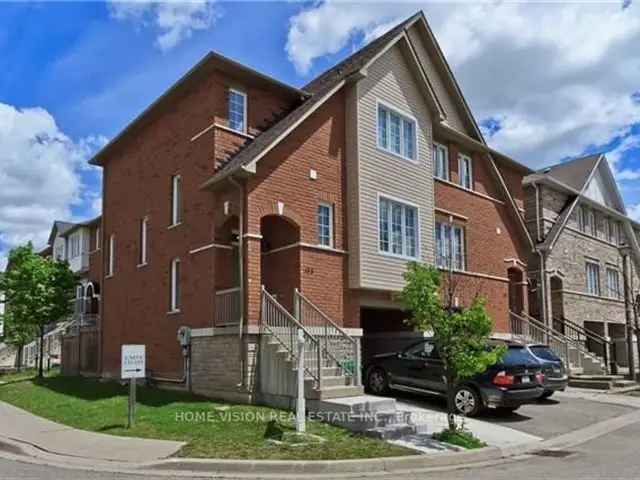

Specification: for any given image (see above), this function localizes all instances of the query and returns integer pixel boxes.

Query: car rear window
[530,346,561,362]
[502,346,539,365]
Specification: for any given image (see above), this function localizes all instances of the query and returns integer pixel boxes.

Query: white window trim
[317,202,334,248]
[376,99,419,164]
[139,217,148,267]
[458,153,473,191]
[586,261,601,297]
[376,193,421,260]
[433,142,449,181]
[107,234,115,277]
[228,88,248,134]
[170,174,182,227]
[606,267,621,299]
[95,226,100,251]
[169,258,181,313]
[607,218,616,244]
[435,221,466,271]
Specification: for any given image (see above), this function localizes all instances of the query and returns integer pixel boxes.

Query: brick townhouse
[83,11,536,404]
[524,154,640,373]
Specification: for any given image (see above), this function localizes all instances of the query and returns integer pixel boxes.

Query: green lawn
[0,371,415,460]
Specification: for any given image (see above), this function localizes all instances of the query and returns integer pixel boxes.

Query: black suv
[364,339,545,416]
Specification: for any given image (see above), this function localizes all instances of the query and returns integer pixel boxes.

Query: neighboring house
[20,217,103,371]
[524,154,640,369]
[88,11,533,404]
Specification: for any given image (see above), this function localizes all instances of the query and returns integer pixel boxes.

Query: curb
[2,388,640,478]
[2,408,640,477]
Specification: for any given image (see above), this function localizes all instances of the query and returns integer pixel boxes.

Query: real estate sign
[121,344,145,379]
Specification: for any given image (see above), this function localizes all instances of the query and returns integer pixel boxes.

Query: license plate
[521,376,531,383]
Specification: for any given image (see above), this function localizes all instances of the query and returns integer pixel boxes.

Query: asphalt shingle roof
[537,154,602,192]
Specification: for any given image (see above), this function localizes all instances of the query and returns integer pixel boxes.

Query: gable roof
[89,52,305,167]
[47,221,75,246]
[201,12,429,188]
[536,154,602,192]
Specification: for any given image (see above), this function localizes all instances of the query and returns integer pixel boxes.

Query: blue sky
[1,1,639,269]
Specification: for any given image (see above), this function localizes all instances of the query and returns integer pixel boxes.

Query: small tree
[399,262,505,431]
[0,244,76,378]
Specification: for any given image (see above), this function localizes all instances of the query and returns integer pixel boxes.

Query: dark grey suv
[364,339,545,416]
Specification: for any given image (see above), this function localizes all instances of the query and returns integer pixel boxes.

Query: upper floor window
[606,267,621,299]
[170,258,181,312]
[458,154,473,190]
[170,175,182,226]
[95,226,100,251]
[317,203,334,247]
[377,103,416,161]
[607,218,617,244]
[435,221,466,271]
[586,261,600,296]
[139,217,148,266]
[579,206,596,236]
[228,89,247,133]
[69,233,81,259]
[107,234,115,277]
[433,143,449,180]
[618,222,625,245]
[55,244,65,261]
[379,197,418,258]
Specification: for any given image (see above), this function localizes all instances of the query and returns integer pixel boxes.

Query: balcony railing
[215,287,241,326]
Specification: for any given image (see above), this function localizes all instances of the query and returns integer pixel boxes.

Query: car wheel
[454,386,482,417]
[539,390,554,400]
[366,367,389,395]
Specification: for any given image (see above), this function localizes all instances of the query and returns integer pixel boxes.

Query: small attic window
[228,88,247,133]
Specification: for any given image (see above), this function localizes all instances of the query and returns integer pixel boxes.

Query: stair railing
[261,286,322,388]
[510,311,571,368]
[554,316,613,372]
[294,289,361,386]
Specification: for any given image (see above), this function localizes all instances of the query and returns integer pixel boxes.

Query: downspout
[229,175,245,389]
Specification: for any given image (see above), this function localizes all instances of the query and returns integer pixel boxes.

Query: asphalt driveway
[389,389,635,439]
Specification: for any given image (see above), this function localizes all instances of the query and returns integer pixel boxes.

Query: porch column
[245,235,262,326]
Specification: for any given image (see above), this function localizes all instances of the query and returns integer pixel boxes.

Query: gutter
[228,175,246,389]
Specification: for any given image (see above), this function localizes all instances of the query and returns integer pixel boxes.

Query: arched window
[170,258,181,312]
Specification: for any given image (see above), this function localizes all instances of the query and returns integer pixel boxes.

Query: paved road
[391,389,634,439]
[2,420,640,479]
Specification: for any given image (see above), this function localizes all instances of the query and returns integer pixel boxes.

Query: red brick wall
[88,222,103,287]
[100,69,296,378]
[435,146,528,333]
[245,90,350,326]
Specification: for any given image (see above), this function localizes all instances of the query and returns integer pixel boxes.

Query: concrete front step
[308,385,365,400]
[364,424,417,440]
[304,376,350,390]
[569,378,614,390]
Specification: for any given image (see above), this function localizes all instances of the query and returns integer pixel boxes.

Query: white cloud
[286,1,640,170]
[628,203,640,222]
[108,0,220,51]
[0,103,105,270]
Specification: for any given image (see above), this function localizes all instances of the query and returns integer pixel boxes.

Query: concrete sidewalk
[0,401,184,463]
[389,400,542,453]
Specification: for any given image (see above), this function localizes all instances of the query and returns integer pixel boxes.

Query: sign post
[121,345,145,428]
